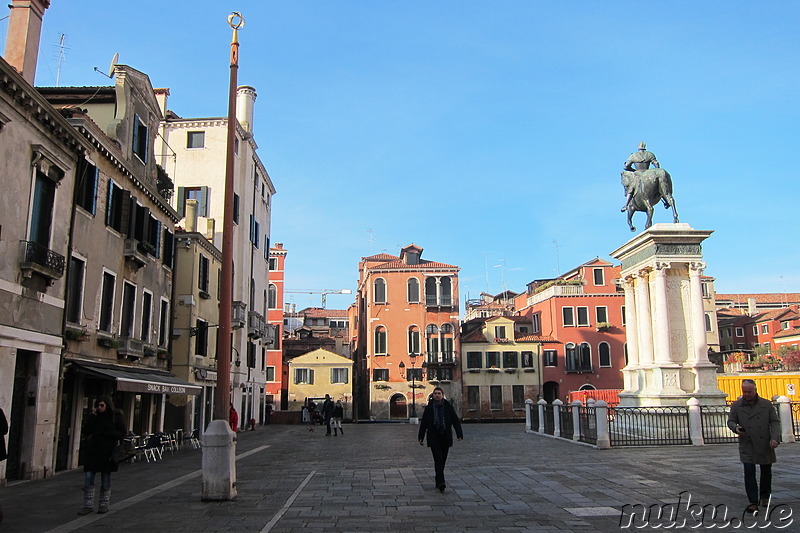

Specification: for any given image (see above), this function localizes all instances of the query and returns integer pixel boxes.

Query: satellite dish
[93,53,119,79]
[107,53,119,78]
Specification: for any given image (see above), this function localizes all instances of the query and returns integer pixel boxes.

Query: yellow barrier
[717,373,800,402]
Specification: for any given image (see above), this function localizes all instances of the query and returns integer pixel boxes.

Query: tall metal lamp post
[202,11,244,502]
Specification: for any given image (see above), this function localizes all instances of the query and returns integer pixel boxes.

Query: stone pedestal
[201,420,237,500]
[610,223,727,406]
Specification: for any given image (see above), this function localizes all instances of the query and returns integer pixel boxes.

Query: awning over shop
[69,360,202,396]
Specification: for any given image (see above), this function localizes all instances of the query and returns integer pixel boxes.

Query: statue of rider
[621,141,660,212]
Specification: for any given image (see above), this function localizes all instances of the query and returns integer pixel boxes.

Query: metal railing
[559,407,574,439]
[543,405,555,435]
[608,406,691,446]
[578,407,597,445]
[699,405,738,444]
[21,240,66,278]
[530,403,539,430]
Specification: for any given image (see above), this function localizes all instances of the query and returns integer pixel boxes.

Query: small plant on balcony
[779,346,800,371]
[486,366,500,373]
[494,338,512,344]
[596,322,612,332]
[157,349,170,360]
[533,278,584,294]
[374,383,392,391]
[97,336,120,349]
[65,327,89,341]
[726,352,746,364]
[143,346,157,357]
[504,368,517,374]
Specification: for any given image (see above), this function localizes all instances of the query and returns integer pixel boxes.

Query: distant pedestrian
[321,394,335,436]
[418,387,463,492]
[77,396,126,515]
[229,405,239,432]
[727,379,780,513]
[331,400,344,436]
[0,407,7,523]
[265,403,273,425]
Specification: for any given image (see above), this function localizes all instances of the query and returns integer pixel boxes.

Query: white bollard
[525,398,534,431]
[687,397,704,446]
[776,396,796,443]
[201,419,237,500]
[537,399,547,433]
[595,400,611,449]
[553,399,563,438]
[572,400,582,442]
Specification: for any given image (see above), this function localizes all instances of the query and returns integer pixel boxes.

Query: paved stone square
[1,423,798,532]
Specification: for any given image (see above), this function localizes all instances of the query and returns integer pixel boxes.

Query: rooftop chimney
[3,0,51,84]
[747,297,757,316]
[185,199,198,233]
[236,85,256,133]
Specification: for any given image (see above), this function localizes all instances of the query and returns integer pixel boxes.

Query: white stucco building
[158,87,276,427]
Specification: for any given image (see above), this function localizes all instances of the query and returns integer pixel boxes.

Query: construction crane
[284,288,352,308]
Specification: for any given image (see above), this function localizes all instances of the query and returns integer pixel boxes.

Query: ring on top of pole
[228,12,244,30]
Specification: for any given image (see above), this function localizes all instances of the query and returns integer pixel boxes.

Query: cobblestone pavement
[1,423,799,532]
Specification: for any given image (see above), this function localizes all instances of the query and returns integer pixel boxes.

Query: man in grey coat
[727,379,780,513]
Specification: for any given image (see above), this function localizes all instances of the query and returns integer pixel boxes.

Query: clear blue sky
[6,1,798,309]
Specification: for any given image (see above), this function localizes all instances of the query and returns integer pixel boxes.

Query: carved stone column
[688,262,710,364]
[652,262,672,364]
[634,269,654,366]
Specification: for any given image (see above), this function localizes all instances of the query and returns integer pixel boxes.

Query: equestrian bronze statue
[621,141,679,232]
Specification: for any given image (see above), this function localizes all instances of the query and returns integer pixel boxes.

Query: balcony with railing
[425,295,456,309]
[117,336,144,359]
[20,240,65,281]
[248,311,266,339]
[528,283,584,306]
[426,352,457,365]
[123,238,148,268]
[232,301,247,329]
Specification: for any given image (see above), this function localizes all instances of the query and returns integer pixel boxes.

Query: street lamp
[399,355,427,419]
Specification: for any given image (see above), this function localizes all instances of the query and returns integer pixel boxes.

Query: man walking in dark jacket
[321,394,335,436]
[418,387,463,492]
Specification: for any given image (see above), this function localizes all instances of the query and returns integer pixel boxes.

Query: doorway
[542,381,559,404]
[389,393,407,419]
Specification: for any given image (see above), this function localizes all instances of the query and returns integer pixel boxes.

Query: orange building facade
[354,245,461,420]
[515,258,627,403]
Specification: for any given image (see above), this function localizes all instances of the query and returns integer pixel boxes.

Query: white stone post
[776,396,796,443]
[689,262,711,364]
[571,401,582,442]
[595,400,611,449]
[553,399,563,438]
[687,398,704,446]
[201,420,237,500]
[537,399,546,433]
[525,398,533,432]
[634,270,655,365]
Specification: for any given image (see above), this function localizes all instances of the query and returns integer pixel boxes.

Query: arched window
[565,343,578,372]
[439,276,452,306]
[374,278,386,304]
[268,284,277,309]
[579,342,592,372]
[425,277,437,305]
[374,326,387,355]
[599,342,611,368]
[440,323,454,362]
[408,326,420,355]
[407,278,419,303]
[578,384,597,391]
[426,324,439,361]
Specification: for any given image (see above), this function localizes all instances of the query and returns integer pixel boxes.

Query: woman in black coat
[418,387,463,492]
[78,395,126,515]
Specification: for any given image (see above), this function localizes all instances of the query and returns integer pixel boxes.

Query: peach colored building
[354,244,460,420]
[515,258,627,403]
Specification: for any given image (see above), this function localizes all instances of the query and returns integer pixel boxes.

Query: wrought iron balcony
[426,352,457,366]
[425,296,454,307]
[20,240,65,281]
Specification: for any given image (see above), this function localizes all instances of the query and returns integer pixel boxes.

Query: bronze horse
[621,168,679,232]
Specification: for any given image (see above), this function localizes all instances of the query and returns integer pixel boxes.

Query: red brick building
[267,244,287,408]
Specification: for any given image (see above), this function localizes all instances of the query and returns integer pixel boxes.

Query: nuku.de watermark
[619,492,793,529]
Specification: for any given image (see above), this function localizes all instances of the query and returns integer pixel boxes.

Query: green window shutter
[199,186,209,216]
[176,186,185,218]
[309,369,315,385]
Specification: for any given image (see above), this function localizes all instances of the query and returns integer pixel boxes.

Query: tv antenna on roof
[93,52,119,79]
[54,34,69,87]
